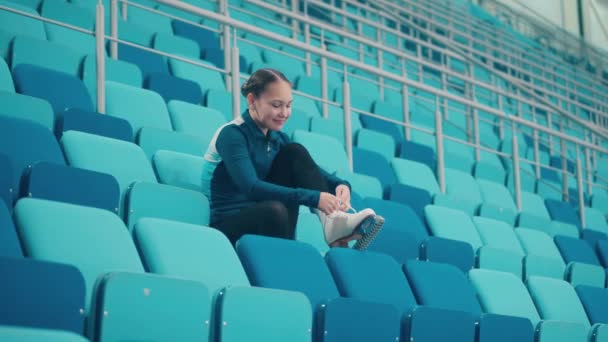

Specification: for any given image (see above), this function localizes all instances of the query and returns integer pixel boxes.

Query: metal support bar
[95,0,106,114]
[231,37,240,119]
[576,146,586,229]
[321,56,329,119]
[343,77,353,172]
[435,96,446,194]
[110,0,118,59]
[512,124,523,211]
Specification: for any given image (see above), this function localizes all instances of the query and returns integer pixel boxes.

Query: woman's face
[248,80,292,133]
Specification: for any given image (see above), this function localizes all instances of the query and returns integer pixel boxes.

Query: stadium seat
[473,216,525,277]
[61,131,157,217]
[137,127,203,161]
[215,286,313,342]
[477,313,535,342]
[169,59,225,94]
[153,32,200,59]
[126,182,209,232]
[82,54,143,107]
[294,211,329,255]
[515,228,566,280]
[362,198,421,263]
[526,276,591,340]
[0,2,46,40]
[13,64,94,115]
[424,205,483,252]
[167,100,227,147]
[400,140,437,170]
[152,150,206,192]
[352,147,397,191]
[477,179,518,225]
[554,235,606,287]
[518,191,552,229]
[474,151,506,184]
[56,108,134,142]
[0,155,10,204]
[403,260,482,315]
[575,286,608,324]
[90,272,211,341]
[172,20,220,51]
[292,130,349,174]
[127,5,173,35]
[106,81,172,135]
[0,257,85,334]
[0,200,21,257]
[325,248,417,316]
[419,237,476,273]
[386,183,433,220]
[391,157,441,196]
[406,306,477,342]
[469,269,542,327]
[355,128,396,163]
[22,162,120,214]
[115,42,169,79]
[0,326,88,341]
[335,171,382,199]
[145,72,203,105]
[11,36,82,77]
[310,117,345,147]
[435,168,482,216]
[0,116,65,203]
[0,57,13,92]
[40,0,93,30]
[14,198,145,313]
[134,218,250,294]
[0,91,54,130]
[584,207,608,235]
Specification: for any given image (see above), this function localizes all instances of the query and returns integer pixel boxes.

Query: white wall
[496,0,579,35]
[585,0,608,51]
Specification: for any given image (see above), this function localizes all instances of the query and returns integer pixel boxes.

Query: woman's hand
[318,192,341,215]
[335,184,351,212]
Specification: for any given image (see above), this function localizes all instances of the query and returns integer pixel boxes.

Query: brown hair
[241,68,291,98]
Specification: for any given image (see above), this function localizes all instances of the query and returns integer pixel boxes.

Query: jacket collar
[242,110,280,141]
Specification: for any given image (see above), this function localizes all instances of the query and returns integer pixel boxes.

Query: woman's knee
[259,201,290,232]
[279,143,311,159]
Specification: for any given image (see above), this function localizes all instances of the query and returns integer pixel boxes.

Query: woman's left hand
[335,184,351,212]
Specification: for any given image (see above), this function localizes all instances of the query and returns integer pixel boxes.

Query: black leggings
[215,143,330,245]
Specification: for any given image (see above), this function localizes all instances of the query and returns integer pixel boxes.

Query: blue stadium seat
[391,157,441,196]
[14,198,144,314]
[137,127,203,161]
[215,286,313,342]
[11,36,83,77]
[144,72,203,105]
[22,162,120,214]
[406,306,476,342]
[425,205,483,252]
[172,20,220,51]
[0,116,65,203]
[386,183,432,220]
[420,237,476,273]
[353,147,397,191]
[152,32,200,60]
[169,59,225,94]
[0,2,46,40]
[13,64,94,115]
[545,198,582,230]
[403,260,482,315]
[0,326,88,341]
[203,47,248,73]
[82,54,143,107]
[0,257,85,334]
[435,168,483,216]
[518,191,553,229]
[326,248,417,316]
[56,108,134,142]
[515,228,567,280]
[0,91,54,130]
[61,131,157,217]
[473,216,525,277]
[597,240,608,268]
[106,81,173,135]
[575,286,608,324]
[0,57,13,92]
[292,130,349,174]
[115,42,169,79]
[477,179,518,225]
[554,235,606,287]
[526,276,592,339]
[0,201,22,257]
[362,198,420,263]
[0,153,12,207]
[355,128,396,163]
[134,218,250,294]
[400,140,437,170]
[167,100,227,148]
[360,111,403,144]
[126,182,209,232]
[151,149,206,192]
[90,272,211,341]
[477,314,535,342]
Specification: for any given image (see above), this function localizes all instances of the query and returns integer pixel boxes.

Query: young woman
[203,68,383,249]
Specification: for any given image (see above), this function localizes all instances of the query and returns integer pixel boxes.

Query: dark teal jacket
[209,110,349,225]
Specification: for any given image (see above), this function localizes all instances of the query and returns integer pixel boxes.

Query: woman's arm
[216,127,320,207]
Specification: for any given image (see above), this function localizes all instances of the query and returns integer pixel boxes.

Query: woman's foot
[320,208,384,250]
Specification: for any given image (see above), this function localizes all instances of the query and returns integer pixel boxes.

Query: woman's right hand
[318,192,341,215]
